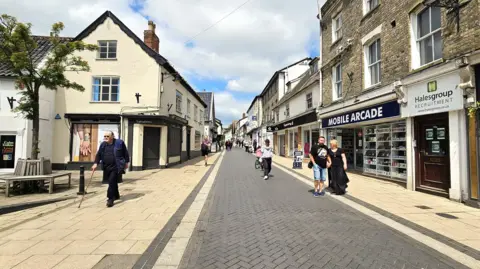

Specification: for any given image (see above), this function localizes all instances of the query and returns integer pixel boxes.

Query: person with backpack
[92,131,130,207]
[309,136,331,197]
[201,136,211,166]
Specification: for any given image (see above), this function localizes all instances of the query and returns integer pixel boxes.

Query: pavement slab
[179,148,473,269]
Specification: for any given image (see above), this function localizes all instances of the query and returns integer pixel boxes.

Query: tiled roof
[197,91,213,120]
[0,36,71,77]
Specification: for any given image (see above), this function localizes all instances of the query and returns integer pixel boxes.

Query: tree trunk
[31,86,40,160]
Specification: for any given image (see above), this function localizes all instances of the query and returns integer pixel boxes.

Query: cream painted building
[52,11,207,170]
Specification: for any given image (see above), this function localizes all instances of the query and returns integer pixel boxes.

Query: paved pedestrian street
[1,148,480,269]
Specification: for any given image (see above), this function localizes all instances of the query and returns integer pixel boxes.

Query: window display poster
[426,128,434,140]
[0,135,16,169]
[71,124,119,162]
[431,141,440,153]
[437,127,446,140]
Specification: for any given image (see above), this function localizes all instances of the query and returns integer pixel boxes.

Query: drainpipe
[316,0,323,129]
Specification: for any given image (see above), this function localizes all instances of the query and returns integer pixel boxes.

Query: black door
[143,127,161,169]
[186,129,191,159]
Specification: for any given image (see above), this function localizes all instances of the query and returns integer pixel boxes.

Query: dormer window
[98,41,117,59]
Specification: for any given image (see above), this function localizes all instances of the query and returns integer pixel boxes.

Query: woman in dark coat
[327,139,349,195]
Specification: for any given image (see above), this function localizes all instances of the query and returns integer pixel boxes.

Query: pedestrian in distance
[201,136,211,166]
[328,139,349,195]
[261,139,273,180]
[92,131,130,207]
[253,139,257,153]
[309,136,331,197]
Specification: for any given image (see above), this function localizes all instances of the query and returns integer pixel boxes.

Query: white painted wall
[0,77,55,171]
[277,82,319,122]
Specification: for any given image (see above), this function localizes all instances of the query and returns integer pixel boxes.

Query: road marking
[153,151,225,269]
[273,163,480,269]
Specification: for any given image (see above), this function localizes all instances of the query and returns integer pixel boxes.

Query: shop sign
[293,150,303,169]
[321,101,400,128]
[1,135,16,169]
[403,73,463,117]
[169,114,188,125]
[267,111,317,132]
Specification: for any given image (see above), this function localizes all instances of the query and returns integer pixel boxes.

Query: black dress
[328,148,349,195]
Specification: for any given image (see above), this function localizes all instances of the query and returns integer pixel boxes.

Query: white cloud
[0,0,323,122]
[214,91,250,123]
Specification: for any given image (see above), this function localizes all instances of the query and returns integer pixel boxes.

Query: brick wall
[320,0,480,107]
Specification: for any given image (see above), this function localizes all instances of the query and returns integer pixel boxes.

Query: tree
[0,14,97,159]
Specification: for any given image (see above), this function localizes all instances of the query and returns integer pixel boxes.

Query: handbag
[308,161,313,169]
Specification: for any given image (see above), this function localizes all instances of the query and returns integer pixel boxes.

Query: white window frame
[363,0,379,15]
[187,99,191,118]
[194,105,198,122]
[332,14,343,43]
[306,92,313,109]
[175,90,183,113]
[91,76,120,102]
[332,63,342,101]
[410,6,442,69]
[97,40,117,59]
[364,39,381,88]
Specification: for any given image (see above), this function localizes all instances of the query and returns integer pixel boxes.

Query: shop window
[332,63,342,101]
[306,92,313,109]
[365,39,381,88]
[304,130,311,158]
[1,135,16,169]
[71,123,120,162]
[92,77,119,102]
[187,99,191,118]
[332,14,343,43]
[195,131,201,149]
[97,40,117,59]
[176,91,182,113]
[411,6,442,68]
[363,121,406,180]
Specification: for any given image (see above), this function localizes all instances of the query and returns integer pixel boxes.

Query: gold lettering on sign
[430,158,442,163]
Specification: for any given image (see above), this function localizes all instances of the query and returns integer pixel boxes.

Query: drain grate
[415,205,433,209]
[436,213,459,219]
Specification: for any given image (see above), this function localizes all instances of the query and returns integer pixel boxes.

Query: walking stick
[78,171,95,208]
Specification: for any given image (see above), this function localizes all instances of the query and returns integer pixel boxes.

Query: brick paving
[181,148,470,269]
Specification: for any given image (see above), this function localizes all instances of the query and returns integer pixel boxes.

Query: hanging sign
[321,101,400,128]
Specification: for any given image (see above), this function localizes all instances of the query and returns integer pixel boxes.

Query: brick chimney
[144,20,159,53]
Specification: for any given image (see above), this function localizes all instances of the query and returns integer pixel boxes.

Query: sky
[0,0,325,125]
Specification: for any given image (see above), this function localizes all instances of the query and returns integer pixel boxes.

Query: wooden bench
[1,158,71,197]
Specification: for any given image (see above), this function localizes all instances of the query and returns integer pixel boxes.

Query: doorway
[415,113,450,193]
[186,129,191,159]
[279,135,286,156]
[143,127,161,169]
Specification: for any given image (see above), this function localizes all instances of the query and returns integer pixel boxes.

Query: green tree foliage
[0,14,97,159]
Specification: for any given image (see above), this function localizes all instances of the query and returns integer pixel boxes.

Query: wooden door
[415,113,450,192]
[143,127,161,169]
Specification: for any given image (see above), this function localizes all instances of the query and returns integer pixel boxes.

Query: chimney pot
[148,20,155,30]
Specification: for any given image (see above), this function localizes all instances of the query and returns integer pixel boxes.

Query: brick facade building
[317,0,480,203]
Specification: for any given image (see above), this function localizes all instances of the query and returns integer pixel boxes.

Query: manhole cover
[436,213,458,219]
[415,205,432,209]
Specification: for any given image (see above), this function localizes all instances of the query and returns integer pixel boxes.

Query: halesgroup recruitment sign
[403,72,463,117]
[321,101,400,128]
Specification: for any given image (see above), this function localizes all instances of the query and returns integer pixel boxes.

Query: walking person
[328,139,349,195]
[92,131,130,207]
[261,139,273,180]
[253,139,257,153]
[201,136,211,166]
[309,136,331,197]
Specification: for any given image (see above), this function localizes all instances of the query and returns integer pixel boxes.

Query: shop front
[267,110,317,158]
[320,101,406,182]
[401,71,466,200]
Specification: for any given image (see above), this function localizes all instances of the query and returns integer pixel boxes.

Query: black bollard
[77,166,86,195]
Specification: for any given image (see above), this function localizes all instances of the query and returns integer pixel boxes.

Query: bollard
[77,166,86,195]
